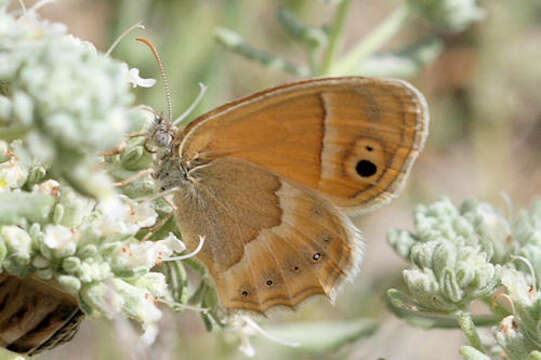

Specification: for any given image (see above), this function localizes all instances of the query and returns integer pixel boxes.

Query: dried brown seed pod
[0,273,84,356]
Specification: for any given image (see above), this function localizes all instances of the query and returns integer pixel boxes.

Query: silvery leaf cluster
[388,198,504,311]
[388,197,541,359]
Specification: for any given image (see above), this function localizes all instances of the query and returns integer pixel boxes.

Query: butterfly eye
[355,160,377,177]
[157,133,172,147]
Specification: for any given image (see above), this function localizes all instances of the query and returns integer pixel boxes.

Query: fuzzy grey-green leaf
[263,320,378,352]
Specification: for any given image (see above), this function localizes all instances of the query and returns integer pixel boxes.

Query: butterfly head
[148,113,176,151]
[146,114,189,192]
[135,38,192,193]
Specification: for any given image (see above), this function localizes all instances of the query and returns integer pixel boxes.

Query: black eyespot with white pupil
[312,253,321,261]
[266,280,273,286]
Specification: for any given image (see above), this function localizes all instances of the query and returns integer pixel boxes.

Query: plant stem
[331,4,410,75]
[214,27,309,77]
[308,47,319,76]
[320,0,353,75]
[455,310,487,353]
[276,8,326,76]
[387,292,501,329]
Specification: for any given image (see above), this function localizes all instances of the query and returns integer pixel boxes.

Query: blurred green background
[11,0,540,359]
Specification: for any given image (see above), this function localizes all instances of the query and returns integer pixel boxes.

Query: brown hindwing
[173,158,362,314]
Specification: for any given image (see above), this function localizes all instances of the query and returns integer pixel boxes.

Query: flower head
[110,233,185,275]
[388,198,503,312]
[0,8,147,198]
[93,196,158,237]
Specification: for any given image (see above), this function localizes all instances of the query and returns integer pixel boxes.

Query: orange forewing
[177,77,429,214]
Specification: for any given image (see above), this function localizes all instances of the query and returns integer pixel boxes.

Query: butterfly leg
[141,212,175,241]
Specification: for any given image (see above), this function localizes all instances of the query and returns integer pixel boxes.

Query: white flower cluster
[0,9,132,153]
[0,3,184,345]
[0,5,150,198]
[0,170,186,343]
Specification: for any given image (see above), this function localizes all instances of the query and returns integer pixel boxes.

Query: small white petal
[501,268,536,306]
[141,324,159,346]
[0,160,27,192]
[43,224,78,256]
[239,335,256,358]
[122,64,156,88]
[95,196,157,236]
[157,232,186,253]
[33,179,60,196]
[227,315,299,358]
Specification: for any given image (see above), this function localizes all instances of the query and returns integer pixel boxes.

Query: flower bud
[12,91,33,126]
[120,145,152,171]
[77,244,98,259]
[387,229,416,259]
[32,255,49,269]
[43,224,78,258]
[25,165,47,187]
[57,274,81,292]
[1,225,32,259]
[62,256,82,273]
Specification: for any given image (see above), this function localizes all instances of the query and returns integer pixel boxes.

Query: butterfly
[149,76,429,314]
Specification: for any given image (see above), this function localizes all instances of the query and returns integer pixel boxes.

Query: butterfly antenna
[136,37,173,123]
